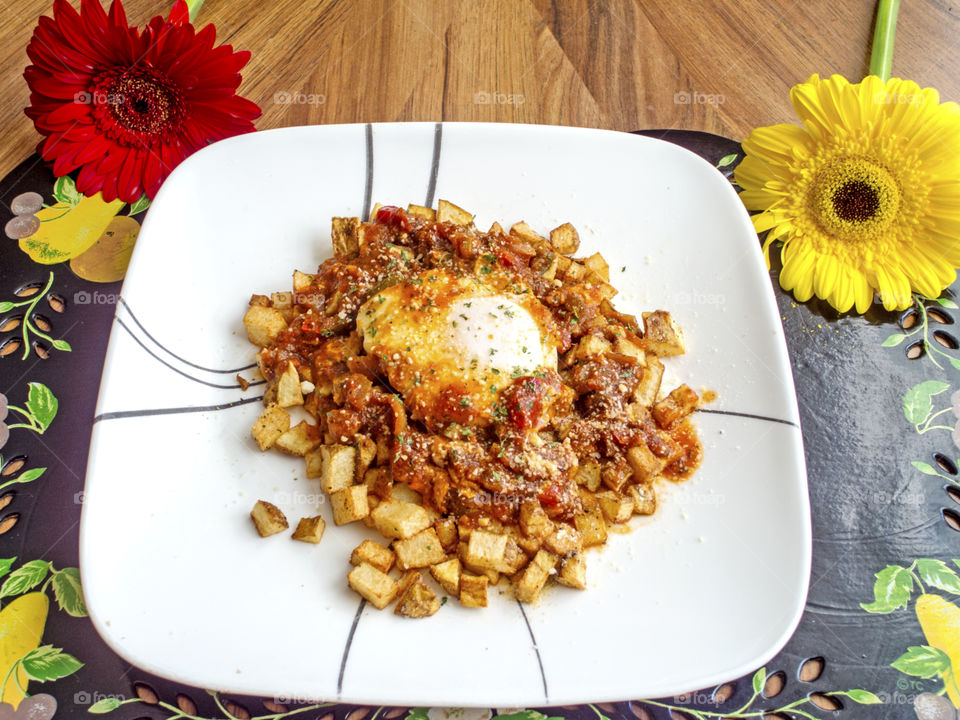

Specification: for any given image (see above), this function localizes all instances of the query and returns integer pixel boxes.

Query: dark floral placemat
[0,130,958,720]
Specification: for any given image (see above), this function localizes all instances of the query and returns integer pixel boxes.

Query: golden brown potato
[251,500,288,537]
[437,199,473,225]
[459,573,489,608]
[395,573,440,618]
[652,385,700,429]
[557,554,587,590]
[251,404,290,451]
[318,444,357,493]
[394,528,446,570]
[348,562,399,609]
[330,485,370,525]
[291,515,325,543]
[430,557,461,596]
[627,443,665,483]
[574,506,607,548]
[351,539,396,573]
[243,305,287,347]
[275,422,321,456]
[596,491,634,524]
[642,310,685,357]
[371,501,434,540]
[516,549,558,604]
[331,217,361,257]
[276,361,304,408]
[549,222,580,254]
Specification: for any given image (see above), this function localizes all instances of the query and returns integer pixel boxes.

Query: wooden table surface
[1,0,959,181]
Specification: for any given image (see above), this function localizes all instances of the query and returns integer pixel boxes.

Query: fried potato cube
[627,443,665,483]
[543,523,582,556]
[549,222,580,254]
[437,199,473,225]
[516,534,543,556]
[564,260,588,281]
[291,515,325,543]
[394,527,446,570]
[653,385,700,429]
[348,562,399,610]
[557,553,587,590]
[465,529,508,572]
[509,220,545,244]
[613,335,646,362]
[519,500,553,540]
[275,422,321,456]
[642,310,685,357]
[534,249,559,280]
[243,305,288,347]
[596,491,634,523]
[330,485,370,525]
[590,279,618,300]
[390,484,423,505]
[574,507,608,547]
[629,483,657,515]
[292,270,314,294]
[406,203,436,220]
[375,435,391,466]
[575,460,602,492]
[351,539,395,573]
[435,516,459,551]
[601,461,632,492]
[501,537,529,574]
[331,216,360,257]
[276,361,304,408]
[314,444,356,492]
[584,252,610,281]
[251,404,290,451]
[430,557,461,596]
[355,436,377,480]
[459,573,488,607]
[516,549,558,604]
[575,334,612,361]
[633,356,664,407]
[395,573,441,618]
[371,501,434,540]
[250,500,288,537]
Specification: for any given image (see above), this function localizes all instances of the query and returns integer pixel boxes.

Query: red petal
[117,148,144,202]
[168,0,190,25]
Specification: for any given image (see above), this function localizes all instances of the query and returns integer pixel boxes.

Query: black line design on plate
[516,600,549,701]
[424,123,442,208]
[362,123,374,221]
[337,598,367,697]
[116,318,264,390]
[119,298,256,374]
[697,408,799,428]
[93,396,263,423]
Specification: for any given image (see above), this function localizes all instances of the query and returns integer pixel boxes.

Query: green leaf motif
[0,301,13,313]
[948,355,960,372]
[912,461,941,476]
[20,644,83,682]
[6,467,45,486]
[916,559,960,594]
[88,698,122,714]
[497,713,564,720]
[860,564,913,613]
[0,559,51,598]
[0,557,16,582]
[128,195,151,215]
[406,710,430,720]
[902,380,951,425]
[51,339,72,352]
[937,298,959,309]
[882,333,907,347]
[52,176,81,207]
[51,567,87,617]
[752,666,766,694]
[842,689,883,705]
[717,153,738,168]
[25,382,58,433]
[891,645,951,678]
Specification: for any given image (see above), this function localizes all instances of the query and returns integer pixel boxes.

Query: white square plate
[80,122,810,707]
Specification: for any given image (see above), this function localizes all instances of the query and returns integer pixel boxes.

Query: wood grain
[1,0,959,182]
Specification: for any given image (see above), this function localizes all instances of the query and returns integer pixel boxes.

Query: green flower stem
[15,271,54,360]
[870,0,900,81]
[185,0,204,21]
[5,405,39,432]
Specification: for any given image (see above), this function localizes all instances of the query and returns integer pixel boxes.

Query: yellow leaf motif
[0,592,49,708]
[19,193,125,265]
[916,593,960,708]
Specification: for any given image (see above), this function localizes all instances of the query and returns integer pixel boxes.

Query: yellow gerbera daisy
[735,73,960,313]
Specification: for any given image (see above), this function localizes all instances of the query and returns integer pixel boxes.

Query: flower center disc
[91,67,183,143]
[810,157,900,241]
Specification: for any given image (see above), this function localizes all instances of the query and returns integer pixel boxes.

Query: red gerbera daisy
[24,0,260,203]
